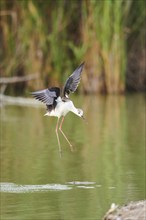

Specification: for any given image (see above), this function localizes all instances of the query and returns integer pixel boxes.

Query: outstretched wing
[31,87,60,105]
[63,62,85,97]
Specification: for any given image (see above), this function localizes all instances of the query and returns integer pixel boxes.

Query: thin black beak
[81,115,88,124]
[81,115,85,120]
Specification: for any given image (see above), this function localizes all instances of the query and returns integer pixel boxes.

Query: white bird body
[44,98,79,118]
[31,62,85,155]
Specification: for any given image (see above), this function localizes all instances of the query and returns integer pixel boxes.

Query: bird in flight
[31,62,85,155]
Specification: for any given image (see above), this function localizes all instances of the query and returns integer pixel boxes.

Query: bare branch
[0,73,39,84]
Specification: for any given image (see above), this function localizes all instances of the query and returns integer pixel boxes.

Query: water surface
[0,94,145,219]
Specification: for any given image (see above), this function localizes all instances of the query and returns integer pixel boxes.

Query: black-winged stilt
[31,62,85,154]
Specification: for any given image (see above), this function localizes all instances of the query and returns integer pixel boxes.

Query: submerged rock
[103,200,146,220]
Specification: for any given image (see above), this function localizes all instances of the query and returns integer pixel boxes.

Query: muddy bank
[103,200,146,220]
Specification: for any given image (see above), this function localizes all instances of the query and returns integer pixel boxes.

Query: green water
[0,94,145,220]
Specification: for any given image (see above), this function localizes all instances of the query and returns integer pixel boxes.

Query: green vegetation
[0,0,145,94]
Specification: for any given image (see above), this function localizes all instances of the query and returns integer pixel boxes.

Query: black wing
[31,87,60,105]
[63,62,85,97]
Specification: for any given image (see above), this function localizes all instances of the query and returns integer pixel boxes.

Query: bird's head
[69,102,85,120]
[77,108,85,120]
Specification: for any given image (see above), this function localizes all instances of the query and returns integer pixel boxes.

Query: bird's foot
[59,149,62,158]
[70,144,74,152]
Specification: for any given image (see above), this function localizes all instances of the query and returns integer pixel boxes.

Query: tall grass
[0,0,145,94]
[81,0,134,93]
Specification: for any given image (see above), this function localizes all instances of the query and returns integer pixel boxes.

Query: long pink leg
[55,118,62,156]
[59,116,73,151]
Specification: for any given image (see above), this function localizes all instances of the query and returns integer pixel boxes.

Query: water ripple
[0,181,98,193]
[0,182,72,193]
[67,181,96,185]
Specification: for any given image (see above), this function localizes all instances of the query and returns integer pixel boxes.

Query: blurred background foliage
[0,0,145,95]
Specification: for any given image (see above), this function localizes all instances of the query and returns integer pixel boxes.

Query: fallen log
[0,73,39,84]
[0,73,39,94]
